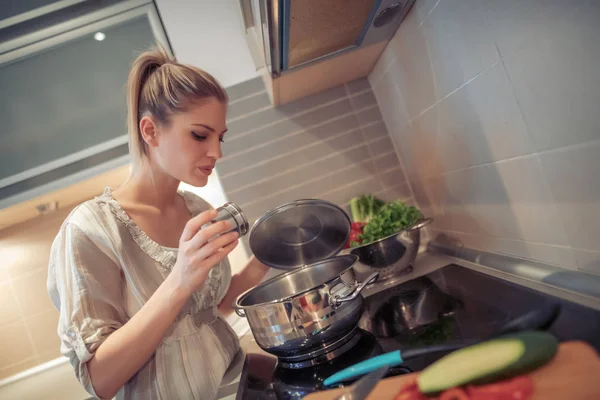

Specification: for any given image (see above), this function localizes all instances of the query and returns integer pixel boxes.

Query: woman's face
[144,97,228,187]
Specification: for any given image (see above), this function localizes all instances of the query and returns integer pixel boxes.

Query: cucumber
[417,331,558,395]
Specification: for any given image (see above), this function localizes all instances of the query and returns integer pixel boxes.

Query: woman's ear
[139,115,159,148]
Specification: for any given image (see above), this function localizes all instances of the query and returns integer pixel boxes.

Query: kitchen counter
[216,250,600,399]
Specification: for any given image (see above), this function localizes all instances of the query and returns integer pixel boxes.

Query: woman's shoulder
[59,188,127,243]
[178,189,214,216]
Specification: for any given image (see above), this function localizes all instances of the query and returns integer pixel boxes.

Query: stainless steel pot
[342,218,433,281]
[233,255,378,358]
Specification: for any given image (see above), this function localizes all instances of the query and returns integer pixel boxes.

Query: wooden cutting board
[304,342,600,400]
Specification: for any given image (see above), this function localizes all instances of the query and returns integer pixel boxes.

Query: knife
[333,365,389,400]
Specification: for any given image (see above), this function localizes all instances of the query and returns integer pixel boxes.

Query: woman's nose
[206,137,222,160]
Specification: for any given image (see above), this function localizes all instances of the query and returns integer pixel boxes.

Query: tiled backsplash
[0,208,71,380]
[221,77,413,224]
[369,0,600,275]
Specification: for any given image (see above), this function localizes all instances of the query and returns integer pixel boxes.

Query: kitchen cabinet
[0,0,169,226]
[237,0,415,105]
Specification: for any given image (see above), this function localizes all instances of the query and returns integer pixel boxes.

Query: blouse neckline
[96,187,191,271]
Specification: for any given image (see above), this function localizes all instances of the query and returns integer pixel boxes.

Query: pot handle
[233,303,246,317]
[406,217,433,232]
[331,272,379,309]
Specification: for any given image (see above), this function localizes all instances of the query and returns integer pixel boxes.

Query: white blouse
[47,188,240,400]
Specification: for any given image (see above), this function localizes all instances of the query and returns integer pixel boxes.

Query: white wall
[369,0,600,275]
[155,0,258,88]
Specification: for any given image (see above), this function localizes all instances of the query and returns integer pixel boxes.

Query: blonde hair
[126,45,227,172]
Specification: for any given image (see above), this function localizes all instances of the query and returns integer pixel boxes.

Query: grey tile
[241,161,378,221]
[369,40,397,85]
[371,72,410,137]
[503,34,600,151]
[321,178,383,206]
[386,13,436,120]
[483,0,592,59]
[494,156,569,246]
[229,145,374,202]
[434,61,534,172]
[422,0,500,99]
[360,121,389,140]
[356,106,383,125]
[374,152,400,173]
[439,156,570,245]
[227,92,272,121]
[411,174,471,233]
[220,128,365,191]
[369,136,395,157]
[291,99,354,128]
[277,85,347,115]
[429,229,578,270]
[381,182,413,202]
[380,167,407,188]
[414,0,440,25]
[539,140,600,252]
[218,112,359,176]
[407,176,433,212]
[226,77,265,102]
[398,104,441,179]
[226,107,287,140]
[350,91,377,111]
[222,99,353,156]
[345,77,371,94]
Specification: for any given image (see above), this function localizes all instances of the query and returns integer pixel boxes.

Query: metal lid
[249,199,351,270]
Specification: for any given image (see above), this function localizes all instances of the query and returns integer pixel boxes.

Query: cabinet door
[0,3,169,208]
[283,0,376,69]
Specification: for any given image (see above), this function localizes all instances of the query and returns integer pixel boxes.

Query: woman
[47,47,269,400]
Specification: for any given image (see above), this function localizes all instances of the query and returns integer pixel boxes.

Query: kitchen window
[0,0,170,209]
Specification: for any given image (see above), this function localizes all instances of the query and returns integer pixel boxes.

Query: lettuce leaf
[359,201,423,244]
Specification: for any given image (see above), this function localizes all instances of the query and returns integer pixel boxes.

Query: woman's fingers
[188,220,233,249]
[180,209,218,242]
[195,231,239,260]
[200,240,238,267]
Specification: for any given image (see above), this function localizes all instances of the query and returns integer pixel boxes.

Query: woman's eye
[192,132,207,141]
[219,137,225,143]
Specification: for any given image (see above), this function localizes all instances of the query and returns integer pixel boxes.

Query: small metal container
[207,202,249,237]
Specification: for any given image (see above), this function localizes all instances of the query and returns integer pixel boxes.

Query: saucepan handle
[233,303,246,317]
[331,272,379,309]
[406,217,433,232]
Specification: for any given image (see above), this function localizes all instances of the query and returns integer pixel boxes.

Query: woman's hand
[169,209,239,298]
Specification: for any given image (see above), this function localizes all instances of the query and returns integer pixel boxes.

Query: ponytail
[125,45,227,173]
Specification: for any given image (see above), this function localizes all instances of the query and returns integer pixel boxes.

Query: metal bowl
[342,218,433,281]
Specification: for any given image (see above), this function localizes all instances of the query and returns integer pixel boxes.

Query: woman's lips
[198,167,213,176]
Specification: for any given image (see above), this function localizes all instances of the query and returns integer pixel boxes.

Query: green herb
[406,317,454,347]
[359,201,423,244]
[349,195,385,223]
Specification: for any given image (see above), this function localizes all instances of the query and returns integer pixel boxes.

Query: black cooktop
[236,264,600,400]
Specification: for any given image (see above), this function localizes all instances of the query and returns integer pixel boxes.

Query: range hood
[240,0,415,77]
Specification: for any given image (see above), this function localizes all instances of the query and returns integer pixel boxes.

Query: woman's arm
[87,274,188,399]
[87,212,238,399]
[218,256,270,315]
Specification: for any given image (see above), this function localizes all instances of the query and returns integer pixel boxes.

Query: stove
[235,264,600,400]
